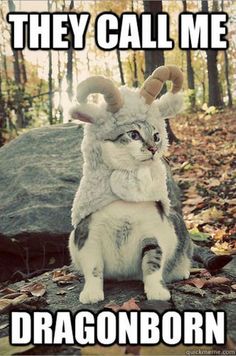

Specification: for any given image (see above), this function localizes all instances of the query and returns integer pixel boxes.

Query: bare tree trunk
[143,1,165,79]
[19,51,27,84]
[182,0,196,109]
[221,0,232,107]
[133,52,138,87]
[57,52,63,123]
[67,0,74,101]
[201,0,223,108]
[143,0,179,144]
[48,0,53,124]
[8,0,25,128]
[116,49,125,85]
[0,66,5,146]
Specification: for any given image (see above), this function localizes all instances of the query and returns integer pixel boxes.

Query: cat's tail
[193,244,232,271]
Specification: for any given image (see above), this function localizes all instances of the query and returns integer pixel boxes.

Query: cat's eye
[153,132,160,142]
[127,130,141,140]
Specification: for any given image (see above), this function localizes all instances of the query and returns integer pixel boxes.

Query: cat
[69,107,192,304]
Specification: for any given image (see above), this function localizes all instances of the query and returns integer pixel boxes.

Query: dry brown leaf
[199,206,224,223]
[21,282,46,297]
[104,302,121,312]
[0,293,28,313]
[181,275,230,289]
[56,290,67,295]
[121,298,140,311]
[213,292,236,304]
[226,336,236,351]
[2,292,23,300]
[52,269,78,284]
[184,196,204,206]
[231,284,236,290]
[204,276,231,287]
[0,336,35,355]
[212,229,227,241]
[125,344,141,355]
[0,287,16,295]
[207,178,221,187]
[0,323,8,330]
[105,298,140,312]
[211,241,236,255]
[0,299,12,312]
[188,278,206,289]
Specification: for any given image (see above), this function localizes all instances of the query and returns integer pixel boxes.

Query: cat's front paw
[183,270,190,280]
[145,285,171,301]
[80,286,104,304]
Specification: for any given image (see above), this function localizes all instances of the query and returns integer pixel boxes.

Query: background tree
[48,0,53,124]
[7,0,26,128]
[201,0,223,108]
[143,0,179,143]
[182,0,196,109]
[67,0,74,101]
[221,0,232,107]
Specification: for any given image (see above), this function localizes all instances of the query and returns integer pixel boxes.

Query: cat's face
[101,120,166,170]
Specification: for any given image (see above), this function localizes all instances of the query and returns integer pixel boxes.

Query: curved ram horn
[76,76,123,113]
[140,65,184,105]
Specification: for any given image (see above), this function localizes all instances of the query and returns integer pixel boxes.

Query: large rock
[0,123,83,281]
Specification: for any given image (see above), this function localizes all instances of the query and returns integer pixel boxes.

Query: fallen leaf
[231,284,236,290]
[0,336,35,355]
[204,276,231,287]
[180,275,230,290]
[189,228,211,242]
[52,269,78,284]
[0,294,28,313]
[121,298,140,311]
[0,323,8,330]
[0,288,16,295]
[226,336,236,351]
[184,196,204,206]
[105,298,140,312]
[213,292,236,304]
[0,299,12,313]
[21,282,46,297]
[199,206,224,223]
[56,290,67,295]
[125,344,141,355]
[2,293,23,300]
[175,285,206,297]
[211,241,236,255]
[212,229,227,241]
[207,178,221,187]
[104,302,121,312]
[187,278,206,289]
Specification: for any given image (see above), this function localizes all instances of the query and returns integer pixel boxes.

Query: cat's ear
[69,105,95,124]
[158,92,183,119]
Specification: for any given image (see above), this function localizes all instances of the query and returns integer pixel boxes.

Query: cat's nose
[147,146,157,155]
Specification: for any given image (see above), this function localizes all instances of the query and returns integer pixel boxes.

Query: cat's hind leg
[69,223,104,304]
[166,254,191,283]
[142,238,171,301]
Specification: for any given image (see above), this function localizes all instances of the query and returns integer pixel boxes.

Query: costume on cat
[71,87,183,226]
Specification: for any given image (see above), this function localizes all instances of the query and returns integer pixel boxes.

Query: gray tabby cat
[68,66,224,304]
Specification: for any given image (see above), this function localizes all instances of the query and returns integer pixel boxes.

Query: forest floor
[168,108,236,255]
[0,108,235,355]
